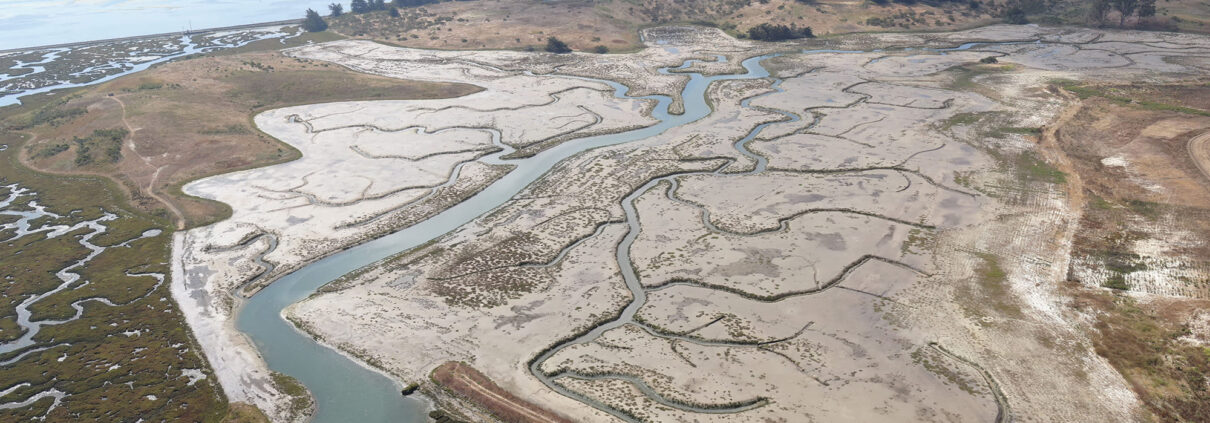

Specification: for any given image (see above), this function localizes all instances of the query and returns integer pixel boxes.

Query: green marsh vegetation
[0,130,227,420]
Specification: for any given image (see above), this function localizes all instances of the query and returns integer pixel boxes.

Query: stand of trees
[302,9,329,32]
[329,0,442,17]
[746,23,814,41]
[1089,0,1158,27]
[350,0,373,13]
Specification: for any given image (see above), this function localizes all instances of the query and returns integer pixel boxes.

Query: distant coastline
[0,19,303,54]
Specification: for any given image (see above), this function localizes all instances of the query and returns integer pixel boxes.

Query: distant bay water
[0,0,338,50]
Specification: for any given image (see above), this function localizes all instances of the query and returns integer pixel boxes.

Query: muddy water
[236,53,780,422]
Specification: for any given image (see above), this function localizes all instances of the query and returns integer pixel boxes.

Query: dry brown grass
[1149,0,1210,32]
[1071,291,1210,422]
[221,402,271,423]
[1055,93,1210,208]
[1051,85,1210,421]
[4,47,480,228]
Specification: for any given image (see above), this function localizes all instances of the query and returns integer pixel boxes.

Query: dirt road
[111,96,186,229]
[432,362,571,423]
[1188,130,1210,183]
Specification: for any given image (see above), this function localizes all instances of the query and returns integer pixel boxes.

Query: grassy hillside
[322,0,1210,53]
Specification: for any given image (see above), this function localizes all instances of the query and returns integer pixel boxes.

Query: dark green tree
[328,3,343,16]
[389,6,400,17]
[545,37,572,53]
[1112,0,1139,26]
[1088,0,1111,26]
[1138,0,1157,22]
[1003,7,1029,24]
[395,0,437,7]
[350,0,369,13]
[302,9,329,32]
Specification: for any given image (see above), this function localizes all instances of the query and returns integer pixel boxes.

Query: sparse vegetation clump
[33,143,69,158]
[69,128,128,167]
[1016,151,1067,184]
[1003,7,1029,24]
[428,410,470,423]
[1053,80,1210,116]
[8,99,86,130]
[198,124,251,135]
[545,37,572,53]
[1076,293,1210,422]
[270,372,314,417]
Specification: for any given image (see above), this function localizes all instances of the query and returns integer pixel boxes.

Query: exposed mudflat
[179,25,1210,422]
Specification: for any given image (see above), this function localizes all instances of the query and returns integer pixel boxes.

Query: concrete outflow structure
[173,25,1210,422]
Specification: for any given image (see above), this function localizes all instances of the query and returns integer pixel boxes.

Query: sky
[0,0,337,50]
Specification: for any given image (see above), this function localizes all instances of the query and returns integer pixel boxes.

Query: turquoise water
[236,55,777,422]
[0,0,334,50]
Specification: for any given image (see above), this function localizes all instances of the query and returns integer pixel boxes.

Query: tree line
[745,23,814,41]
[1090,0,1158,27]
[331,0,439,16]
[304,0,445,32]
